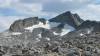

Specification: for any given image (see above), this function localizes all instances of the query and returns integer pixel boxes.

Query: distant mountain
[9,17,46,32]
[0,11,100,56]
[1,11,100,46]
[77,20,100,32]
[49,11,84,28]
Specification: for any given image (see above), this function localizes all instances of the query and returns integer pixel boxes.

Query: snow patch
[0,32,22,37]
[24,21,61,32]
[87,30,91,34]
[38,33,42,38]
[24,21,50,32]
[36,38,40,42]
[60,24,75,36]
[45,37,50,41]
[11,32,22,35]
[87,28,93,34]
[53,32,60,35]
[80,33,84,36]
[60,29,71,36]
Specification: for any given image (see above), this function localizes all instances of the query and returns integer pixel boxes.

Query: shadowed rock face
[39,18,47,25]
[9,17,39,32]
[23,17,39,27]
[77,20,100,32]
[9,17,47,32]
[49,11,84,28]
[9,20,25,32]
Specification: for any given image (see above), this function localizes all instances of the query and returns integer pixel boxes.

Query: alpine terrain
[0,11,100,56]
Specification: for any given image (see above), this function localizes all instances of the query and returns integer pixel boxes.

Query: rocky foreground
[0,32,100,56]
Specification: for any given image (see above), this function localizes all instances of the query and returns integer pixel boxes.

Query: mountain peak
[49,11,84,28]
[63,11,72,15]
[9,17,40,32]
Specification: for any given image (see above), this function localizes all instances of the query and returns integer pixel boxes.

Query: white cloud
[0,0,51,32]
[42,0,93,13]
[0,0,19,7]
[61,0,91,3]
[0,16,26,32]
[0,0,48,17]
[74,4,100,21]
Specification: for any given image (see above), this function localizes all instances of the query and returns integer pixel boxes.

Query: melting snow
[80,33,84,36]
[24,20,74,36]
[53,32,60,35]
[24,21,50,32]
[36,38,40,42]
[60,24,75,36]
[12,32,22,35]
[60,29,69,36]
[45,37,50,41]
[87,28,93,34]
[24,21,61,32]
[87,30,91,34]
[38,33,42,38]
[0,32,22,38]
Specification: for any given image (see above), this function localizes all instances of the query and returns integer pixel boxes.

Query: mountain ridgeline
[0,11,100,56]
[49,11,84,28]
[9,11,84,32]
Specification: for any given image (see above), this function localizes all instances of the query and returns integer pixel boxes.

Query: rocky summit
[0,11,100,56]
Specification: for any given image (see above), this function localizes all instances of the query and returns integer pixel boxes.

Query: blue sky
[0,0,100,32]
